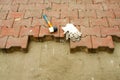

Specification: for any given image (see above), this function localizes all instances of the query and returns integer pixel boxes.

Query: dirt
[0,41,120,80]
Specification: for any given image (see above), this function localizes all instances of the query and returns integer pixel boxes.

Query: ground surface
[0,41,120,80]
[0,0,120,80]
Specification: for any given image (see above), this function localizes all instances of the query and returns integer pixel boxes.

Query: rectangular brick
[43,10,60,18]
[7,11,24,19]
[86,4,103,10]
[32,18,48,27]
[96,10,115,18]
[0,11,8,20]
[36,3,50,10]
[52,3,68,11]
[70,36,92,51]
[69,4,86,11]
[12,0,28,4]
[0,26,21,37]
[92,36,114,49]
[109,0,120,3]
[20,26,40,38]
[81,26,101,37]
[108,18,120,27]
[102,3,120,10]
[79,10,97,18]
[100,26,120,38]
[13,18,32,28]
[93,0,109,4]
[0,0,13,4]
[70,18,89,27]
[52,18,69,27]
[90,18,109,27]
[19,4,36,11]
[113,9,120,19]
[28,0,43,4]
[82,0,93,4]
[0,19,14,28]
[1,4,19,12]
[6,36,29,49]
[24,10,42,18]
[0,36,8,49]
[61,10,78,19]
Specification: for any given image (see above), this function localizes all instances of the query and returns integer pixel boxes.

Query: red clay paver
[79,10,97,19]
[52,3,68,11]
[0,26,21,37]
[0,36,8,49]
[108,18,120,27]
[0,11,8,20]
[96,10,115,18]
[69,4,86,11]
[20,26,40,38]
[91,36,114,49]
[81,26,101,37]
[52,18,69,27]
[90,18,109,27]
[13,18,32,28]
[61,10,78,19]
[70,18,89,27]
[1,4,19,12]
[43,10,60,19]
[0,19,14,28]
[114,9,120,19]
[6,36,29,49]
[32,18,47,27]
[86,4,103,10]
[70,36,92,49]
[24,10,42,19]
[7,12,24,19]
[100,26,120,37]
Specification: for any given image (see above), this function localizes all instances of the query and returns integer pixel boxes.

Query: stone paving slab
[0,0,120,52]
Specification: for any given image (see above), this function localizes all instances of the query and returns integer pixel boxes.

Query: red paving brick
[100,26,120,37]
[90,18,109,27]
[20,26,40,38]
[70,36,92,50]
[70,18,89,27]
[0,19,14,28]
[0,36,8,49]
[43,10,60,19]
[79,10,97,19]
[7,12,24,19]
[0,0,119,52]
[6,36,29,49]
[0,11,8,20]
[24,10,42,19]
[32,18,47,26]
[13,18,32,28]
[96,10,115,18]
[61,10,78,19]
[52,18,69,26]
[0,26,21,37]
[92,36,114,49]
[81,26,101,37]
[108,18,120,27]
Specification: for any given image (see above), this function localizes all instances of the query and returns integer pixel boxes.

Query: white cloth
[62,23,82,41]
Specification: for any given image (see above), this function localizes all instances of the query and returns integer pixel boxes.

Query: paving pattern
[0,0,120,52]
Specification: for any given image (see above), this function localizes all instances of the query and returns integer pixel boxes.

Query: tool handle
[43,15,52,27]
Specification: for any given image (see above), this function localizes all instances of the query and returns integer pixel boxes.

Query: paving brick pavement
[0,0,120,52]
